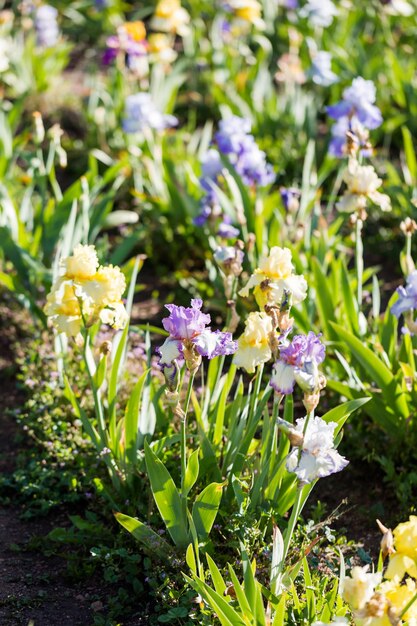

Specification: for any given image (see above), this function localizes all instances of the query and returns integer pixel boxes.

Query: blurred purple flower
[391,271,417,318]
[309,51,338,86]
[35,5,59,47]
[123,93,177,133]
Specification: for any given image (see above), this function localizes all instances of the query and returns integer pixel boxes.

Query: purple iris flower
[326,77,382,129]
[391,271,417,319]
[123,93,177,134]
[158,299,237,366]
[271,332,325,395]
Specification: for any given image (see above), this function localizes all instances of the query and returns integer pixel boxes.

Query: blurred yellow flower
[123,20,146,42]
[233,311,273,372]
[239,246,307,309]
[44,245,128,336]
[151,0,190,36]
[385,515,417,580]
[148,33,177,63]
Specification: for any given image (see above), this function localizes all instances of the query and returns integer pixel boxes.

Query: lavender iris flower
[309,51,338,86]
[158,299,237,366]
[35,5,59,48]
[270,332,325,395]
[327,77,382,129]
[391,271,417,319]
[327,77,382,157]
[123,93,178,134]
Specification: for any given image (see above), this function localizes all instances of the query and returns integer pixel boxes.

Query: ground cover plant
[2,0,417,624]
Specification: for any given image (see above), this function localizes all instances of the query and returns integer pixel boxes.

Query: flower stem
[355,217,364,316]
[282,485,304,565]
[83,329,107,444]
[180,371,196,498]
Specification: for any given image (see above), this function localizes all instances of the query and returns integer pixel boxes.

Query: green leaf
[115,512,171,560]
[124,369,149,465]
[192,482,224,542]
[183,449,200,497]
[144,441,189,548]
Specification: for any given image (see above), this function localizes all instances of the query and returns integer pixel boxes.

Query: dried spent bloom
[299,0,338,27]
[44,245,128,336]
[158,299,237,369]
[337,158,391,214]
[376,519,395,560]
[233,311,274,373]
[342,566,382,611]
[35,4,59,48]
[270,332,325,395]
[286,416,348,484]
[150,0,190,36]
[275,52,306,85]
[123,93,178,134]
[239,246,307,309]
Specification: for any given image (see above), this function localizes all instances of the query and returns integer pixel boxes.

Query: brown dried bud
[224,585,236,599]
[183,341,202,374]
[400,217,417,235]
[303,391,321,413]
[100,340,112,355]
[376,519,395,559]
[365,592,388,618]
[288,429,304,447]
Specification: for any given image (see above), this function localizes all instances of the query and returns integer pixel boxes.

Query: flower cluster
[194,117,274,236]
[123,93,178,134]
[35,5,59,48]
[342,516,417,626]
[337,158,391,215]
[233,247,308,374]
[327,77,382,158]
[103,19,177,73]
[44,244,128,336]
[158,299,237,372]
[281,415,348,484]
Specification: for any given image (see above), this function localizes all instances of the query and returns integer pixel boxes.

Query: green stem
[355,217,364,315]
[180,371,196,498]
[248,363,264,425]
[400,590,417,620]
[282,486,304,565]
[83,329,107,445]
